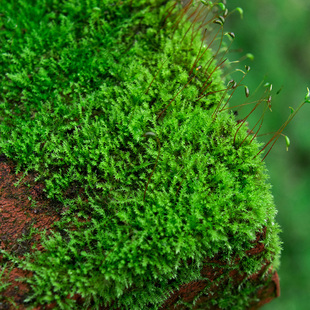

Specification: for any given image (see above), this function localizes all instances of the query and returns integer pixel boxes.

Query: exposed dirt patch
[0,154,90,309]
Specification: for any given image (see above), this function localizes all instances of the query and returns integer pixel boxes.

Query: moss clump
[0,0,281,309]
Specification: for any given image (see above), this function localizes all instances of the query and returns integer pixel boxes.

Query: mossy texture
[0,0,281,309]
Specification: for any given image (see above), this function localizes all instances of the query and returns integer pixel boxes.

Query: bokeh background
[224,0,310,309]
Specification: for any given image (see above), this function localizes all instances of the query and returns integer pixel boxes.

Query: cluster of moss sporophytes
[3,0,308,309]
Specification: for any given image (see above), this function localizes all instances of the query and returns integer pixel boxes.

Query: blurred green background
[224,0,310,309]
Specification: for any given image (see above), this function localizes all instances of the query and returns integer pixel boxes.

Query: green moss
[0,0,281,309]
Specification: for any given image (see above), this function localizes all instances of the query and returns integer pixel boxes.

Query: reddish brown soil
[0,154,89,309]
[0,154,279,309]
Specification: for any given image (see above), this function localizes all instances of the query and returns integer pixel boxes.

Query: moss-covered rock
[0,0,281,309]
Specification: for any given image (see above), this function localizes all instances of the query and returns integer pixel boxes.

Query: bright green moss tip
[0,0,281,309]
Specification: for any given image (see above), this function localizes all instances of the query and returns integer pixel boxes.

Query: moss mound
[0,0,281,309]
